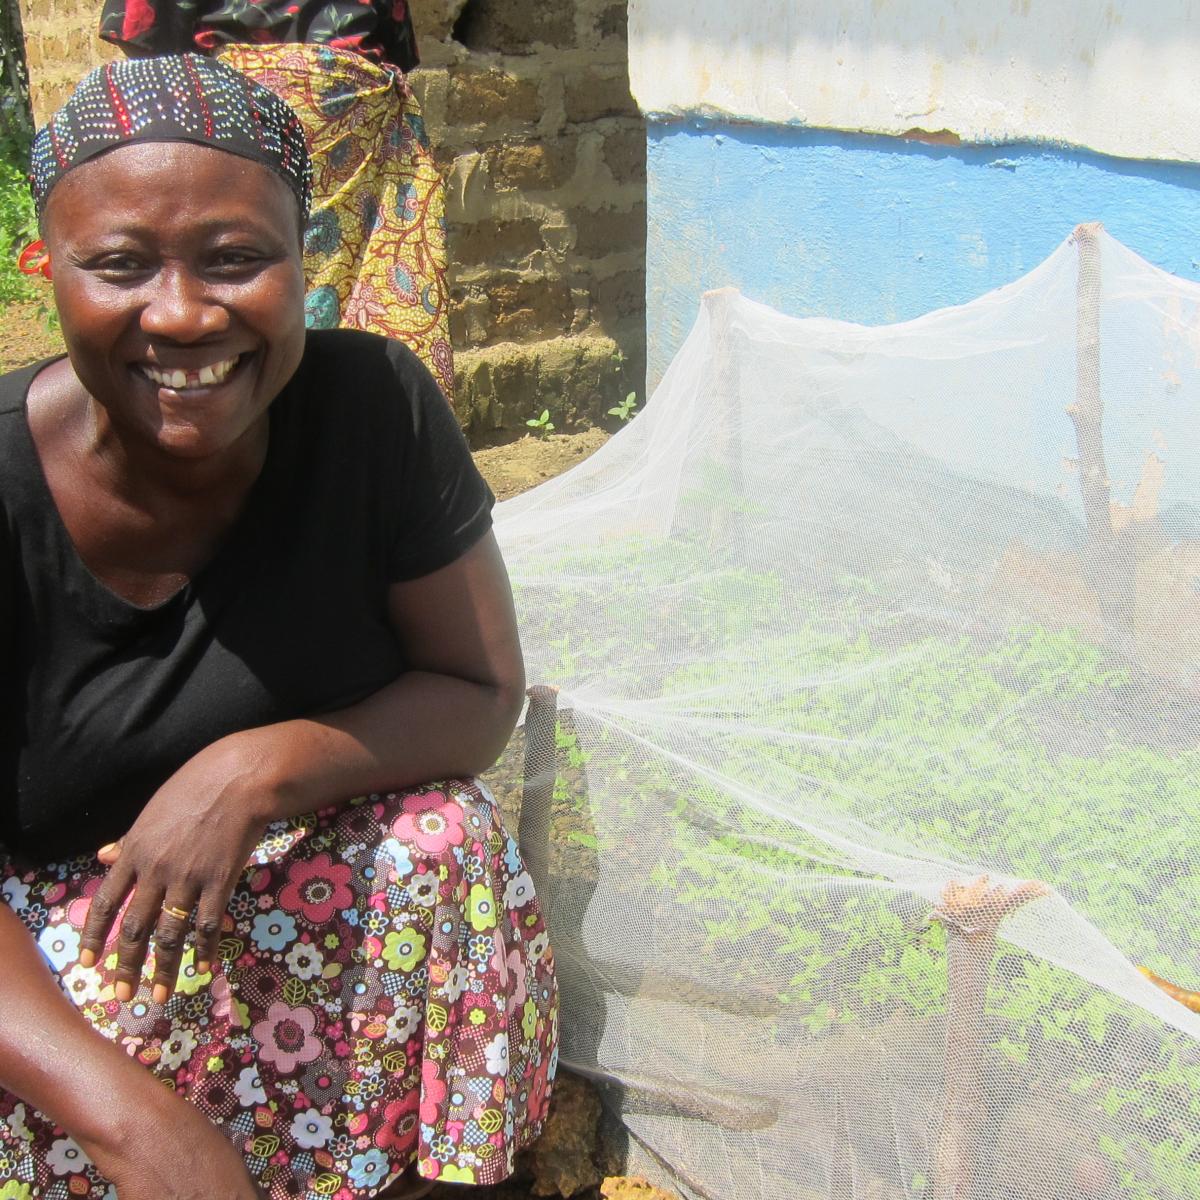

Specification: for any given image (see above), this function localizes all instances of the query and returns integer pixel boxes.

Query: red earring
[17,239,52,280]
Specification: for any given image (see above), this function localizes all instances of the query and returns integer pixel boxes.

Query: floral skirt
[0,780,558,1199]
[218,43,456,401]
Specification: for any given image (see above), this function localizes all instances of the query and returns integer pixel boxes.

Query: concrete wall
[645,127,1200,386]
[15,0,647,433]
[630,0,1200,388]
[630,0,1200,163]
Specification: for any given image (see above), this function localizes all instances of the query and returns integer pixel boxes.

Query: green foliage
[525,408,555,436]
[660,620,1200,969]
[607,391,638,422]
[0,120,38,305]
[1,0,34,143]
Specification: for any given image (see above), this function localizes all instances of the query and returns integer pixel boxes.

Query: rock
[528,1071,605,1196]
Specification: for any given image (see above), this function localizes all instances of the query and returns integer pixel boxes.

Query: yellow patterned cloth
[218,43,455,399]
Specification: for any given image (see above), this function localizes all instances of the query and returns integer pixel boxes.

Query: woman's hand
[78,733,275,1002]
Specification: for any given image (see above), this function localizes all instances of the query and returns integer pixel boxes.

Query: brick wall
[16,0,116,121]
[15,0,647,433]
[411,0,646,432]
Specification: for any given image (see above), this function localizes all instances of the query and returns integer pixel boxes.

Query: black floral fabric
[99,0,418,72]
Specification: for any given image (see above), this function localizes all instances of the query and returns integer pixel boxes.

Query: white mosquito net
[487,226,1200,1200]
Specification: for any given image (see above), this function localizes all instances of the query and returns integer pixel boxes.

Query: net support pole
[1068,221,1135,650]
[701,287,746,551]
[520,684,558,901]
[933,877,1047,1200]
[933,922,991,1200]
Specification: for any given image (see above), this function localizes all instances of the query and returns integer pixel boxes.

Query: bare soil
[0,299,610,497]
[473,427,610,500]
[0,297,59,373]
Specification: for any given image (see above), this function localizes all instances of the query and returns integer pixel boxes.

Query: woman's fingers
[149,898,197,1005]
[192,892,226,977]
[81,829,247,999]
[97,839,123,866]
[85,879,215,1003]
[151,878,235,1001]
[78,861,135,969]
[112,886,169,1002]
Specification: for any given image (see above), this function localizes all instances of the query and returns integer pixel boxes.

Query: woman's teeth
[142,355,239,389]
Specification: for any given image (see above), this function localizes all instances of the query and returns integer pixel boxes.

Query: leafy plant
[1,0,33,142]
[0,16,37,309]
[525,408,555,436]
[607,391,638,422]
[0,119,38,305]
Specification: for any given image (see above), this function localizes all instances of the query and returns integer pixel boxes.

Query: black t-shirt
[0,330,492,863]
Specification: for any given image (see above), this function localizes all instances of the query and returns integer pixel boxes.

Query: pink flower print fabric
[392,790,465,854]
[0,779,558,1198]
[279,853,354,923]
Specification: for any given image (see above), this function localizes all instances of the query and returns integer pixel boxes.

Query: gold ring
[161,904,190,921]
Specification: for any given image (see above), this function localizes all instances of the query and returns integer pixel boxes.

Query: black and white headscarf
[30,53,312,220]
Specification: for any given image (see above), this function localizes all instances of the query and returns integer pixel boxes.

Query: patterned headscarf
[30,54,312,220]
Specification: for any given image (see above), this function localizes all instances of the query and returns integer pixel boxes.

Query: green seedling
[516,527,1200,1195]
[608,391,638,422]
[526,409,555,436]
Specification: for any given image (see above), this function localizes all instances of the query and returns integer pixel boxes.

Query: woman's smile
[138,353,244,391]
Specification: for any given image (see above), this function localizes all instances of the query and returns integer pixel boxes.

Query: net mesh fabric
[487,227,1200,1200]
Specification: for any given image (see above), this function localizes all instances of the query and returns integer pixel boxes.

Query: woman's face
[42,141,307,460]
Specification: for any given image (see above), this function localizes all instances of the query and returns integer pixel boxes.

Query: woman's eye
[211,250,262,272]
[94,255,146,275]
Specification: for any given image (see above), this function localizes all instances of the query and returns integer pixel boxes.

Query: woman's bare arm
[250,527,527,806]
[0,903,262,1197]
[0,902,149,1147]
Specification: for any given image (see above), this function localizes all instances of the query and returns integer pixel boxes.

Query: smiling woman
[0,54,556,1200]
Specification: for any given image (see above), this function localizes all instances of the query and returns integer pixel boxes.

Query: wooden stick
[1138,965,1200,1013]
[566,1059,780,1133]
[1068,222,1135,648]
[520,684,558,901]
[932,876,1048,1200]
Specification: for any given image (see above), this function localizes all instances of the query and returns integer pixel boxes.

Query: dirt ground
[0,299,610,498]
[473,426,610,499]
[0,298,57,374]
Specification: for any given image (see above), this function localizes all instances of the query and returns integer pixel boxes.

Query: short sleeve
[385,342,495,582]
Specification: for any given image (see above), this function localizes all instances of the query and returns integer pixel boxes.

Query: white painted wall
[628,0,1200,163]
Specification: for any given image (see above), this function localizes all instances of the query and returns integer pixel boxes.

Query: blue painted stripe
[647,121,1200,384]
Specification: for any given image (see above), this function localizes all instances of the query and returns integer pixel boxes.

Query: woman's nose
[140,267,229,341]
